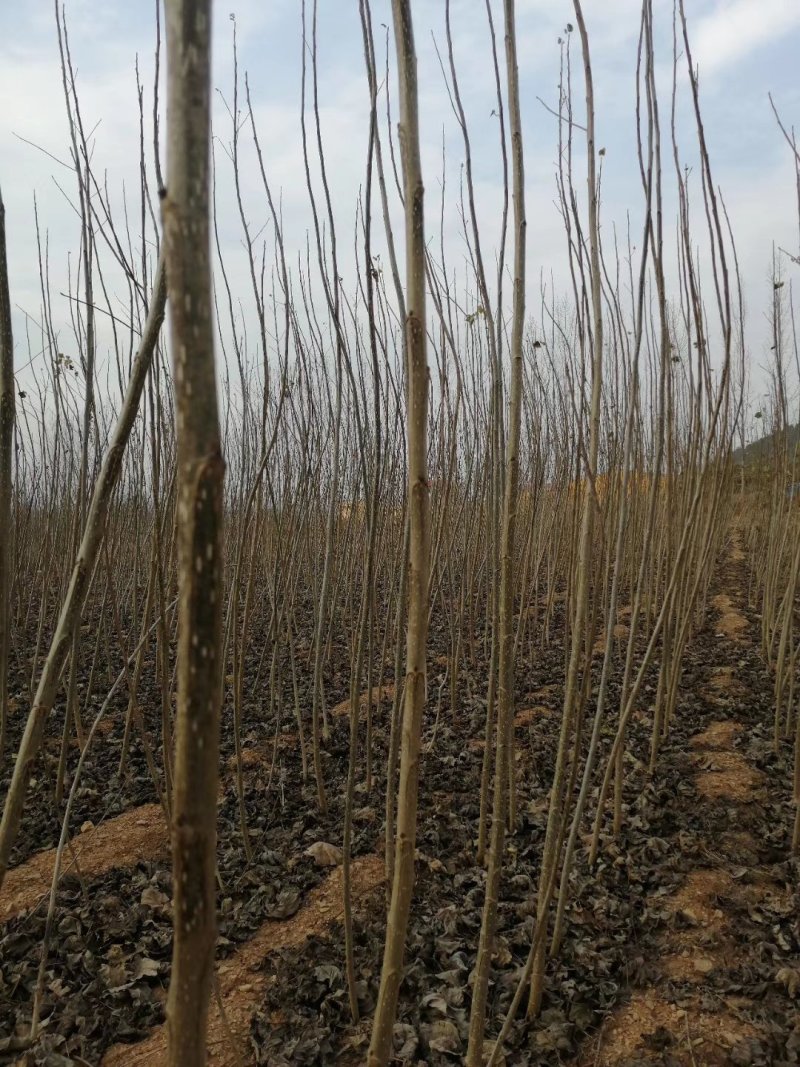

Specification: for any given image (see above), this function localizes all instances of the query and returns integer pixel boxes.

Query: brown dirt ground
[689,715,763,802]
[4,733,304,932]
[664,867,732,927]
[582,989,755,1066]
[102,854,385,1067]
[577,753,758,1066]
[574,538,767,1066]
[331,684,395,718]
[701,666,747,705]
[659,868,735,984]
[689,719,742,749]
[711,593,749,643]
[0,804,168,925]
[514,704,553,728]
[593,606,633,657]
[691,748,763,801]
[224,734,299,775]
[727,532,746,564]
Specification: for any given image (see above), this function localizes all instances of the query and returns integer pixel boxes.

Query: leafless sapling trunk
[162,1,225,1064]
[367,1,431,1062]
[465,0,527,1058]
[0,189,14,767]
[0,248,167,890]
[529,0,605,1017]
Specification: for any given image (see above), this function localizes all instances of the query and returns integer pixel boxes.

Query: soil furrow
[101,854,384,1067]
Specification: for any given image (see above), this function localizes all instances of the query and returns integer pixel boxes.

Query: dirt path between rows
[102,854,384,1067]
[583,716,761,1065]
[575,527,777,1065]
[1,760,383,1065]
[2,727,299,928]
[0,803,168,924]
[331,684,395,718]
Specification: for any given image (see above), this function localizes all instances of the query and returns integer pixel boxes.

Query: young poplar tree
[163,1,225,1064]
[0,189,14,767]
[528,0,605,1017]
[0,256,167,891]
[465,0,527,1059]
[367,1,431,1062]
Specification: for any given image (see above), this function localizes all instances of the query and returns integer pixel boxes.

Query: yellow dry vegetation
[565,470,666,503]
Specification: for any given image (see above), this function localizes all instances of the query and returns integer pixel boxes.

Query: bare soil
[711,593,749,643]
[0,803,167,925]
[2,529,797,1066]
[572,531,796,1067]
[331,684,395,718]
[102,855,384,1067]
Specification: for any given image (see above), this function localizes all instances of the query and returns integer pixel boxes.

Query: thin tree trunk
[0,250,166,890]
[163,2,224,1065]
[529,0,604,1017]
[367,2,430,1061]
[0,189,14,769]
[466,0,526,1058]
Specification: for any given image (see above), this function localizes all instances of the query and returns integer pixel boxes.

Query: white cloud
[1,0,798,407]
[693,0,800,74]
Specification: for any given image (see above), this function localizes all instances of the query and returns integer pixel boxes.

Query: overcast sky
[2,1,799,410]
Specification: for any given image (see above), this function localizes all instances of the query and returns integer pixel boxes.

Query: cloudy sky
[1,0,799,408]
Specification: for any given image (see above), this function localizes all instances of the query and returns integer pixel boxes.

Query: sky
[1,0,799,417]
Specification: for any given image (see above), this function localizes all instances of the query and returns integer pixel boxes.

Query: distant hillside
[733,423,800,466]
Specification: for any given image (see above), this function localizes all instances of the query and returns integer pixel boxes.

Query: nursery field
[1,526,798,1066]
[1,0,799,1065]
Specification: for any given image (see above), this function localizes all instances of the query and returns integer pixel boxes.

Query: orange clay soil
[711,593,749,643]
[573,713,761,1066]
[581,988,755,1066]
[0,803,168,925]
[102,854,384,1067]
[331,683,395,718]
[573,519,765,1067]
[514,704,553,728]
